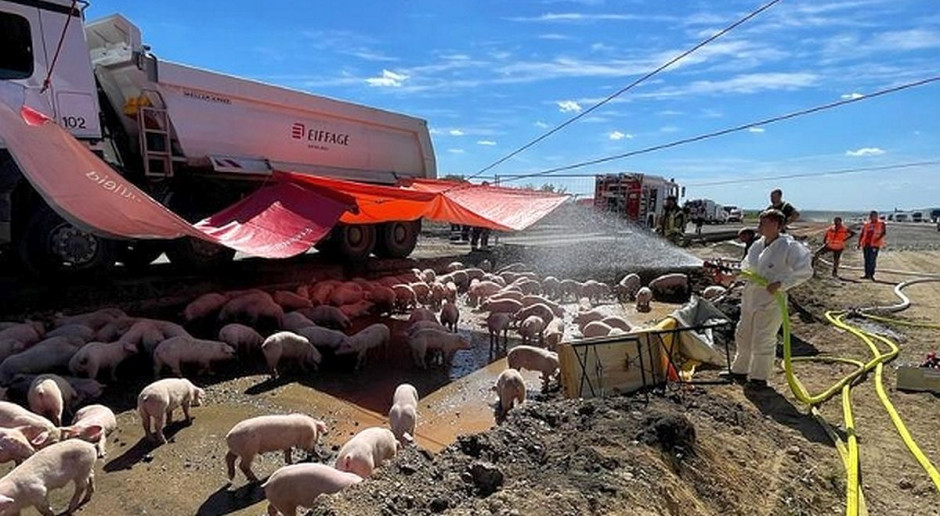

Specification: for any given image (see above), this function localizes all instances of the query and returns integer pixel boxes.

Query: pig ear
[123,341,138,353]
[0,494,14,506]
[29,431,51,448]
[316,421,328,434]
[81,424,103,442]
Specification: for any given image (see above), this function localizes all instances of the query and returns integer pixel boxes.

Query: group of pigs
[0,258,693,514]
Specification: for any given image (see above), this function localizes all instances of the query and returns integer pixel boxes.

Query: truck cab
[1,0,116,275]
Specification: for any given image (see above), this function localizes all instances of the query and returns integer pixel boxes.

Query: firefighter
[767,188,800,231]
[720,209,813,389]
[656,195,686,245]
[812,216,855,277]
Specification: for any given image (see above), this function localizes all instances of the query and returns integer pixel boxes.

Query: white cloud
[657,110,683,116]
[449,129,465,136]
[477,140,497,146]
[748,127,765,133]
[429,128,442,135]
[535,121,550,128]
[591,42,614,52]
[509,12,675,23]
[557,100,582,113]
[841,92,864,100]
[660,126,680,133]
[537,33,573,40]
[365,69,409,87]
[448,148,466,154]
[872,29,940,51]
[608,131,633,140]
[846,147,885,157]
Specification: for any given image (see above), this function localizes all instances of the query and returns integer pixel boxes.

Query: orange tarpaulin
[280,173,568,232]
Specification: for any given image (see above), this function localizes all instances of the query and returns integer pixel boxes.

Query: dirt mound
[307,389,841,516]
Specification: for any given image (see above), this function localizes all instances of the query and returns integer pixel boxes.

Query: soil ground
[1,219,939,515]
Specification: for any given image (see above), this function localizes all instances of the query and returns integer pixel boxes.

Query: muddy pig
[388,383,418,445]
[518,315,546,347]
[408,329,471,369]
[507,345,560,392]
[225,414,329,482]
[335,426,399,478]
[0,337,81,385]
[614,273,641,301]
[636,287,653,312]
[440,301,460,332]
[298,305,351,330]
[137,378,203,444]
[494,368,526,415]
[485,312,512,355]
[263,463,362,516]
[280,312,316,333]
[183,292,228,322]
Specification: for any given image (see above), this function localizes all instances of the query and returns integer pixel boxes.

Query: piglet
[0,440,98,515]
[600,316,632,333]
[0,324,42,346]
[518,315,546,347]
[648,273,689,298]
[28,374,80,427]
[137,378,203,444]
[482,298,523,315]
[0,401,59,449]
[388,383,418,444]
[298,305,351,330]
[60,404,116,458]
[274,290,313,311]
[183,292,228,322]
[280,312,316,333]
[262,332,322,378]
[152,336,236,378]
[218,323,265,355]
[69,341,138,381]
[440,301,460,332]
[334,426,399,479]
[636,287,653,312]
[574,309,605,330]
[408,329,471,369]
[615,273,641,301]
[494,368,526,416]
[368,286,397,315]
[507,345,560,392]
[0,427,38,465]
[225,414,328,482]
[263,463,362,516]
[54,308,124,330]
[335,324,390,371]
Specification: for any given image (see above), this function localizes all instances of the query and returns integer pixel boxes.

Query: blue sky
[85,0,939,211]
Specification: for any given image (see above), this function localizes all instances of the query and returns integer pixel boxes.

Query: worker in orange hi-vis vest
[857,210,887,280]
[812,216,855,277]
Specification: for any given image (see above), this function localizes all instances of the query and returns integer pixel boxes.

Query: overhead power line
[499,75,940,184]
[465,0,784,180]
[684,160,940,187]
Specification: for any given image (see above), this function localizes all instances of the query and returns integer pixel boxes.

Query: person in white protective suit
[720,209,813,388]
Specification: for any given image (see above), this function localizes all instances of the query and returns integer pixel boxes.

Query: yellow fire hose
[738,270,940,516]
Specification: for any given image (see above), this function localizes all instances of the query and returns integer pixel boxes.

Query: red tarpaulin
[279,173,568,231]
[0,88,567,259]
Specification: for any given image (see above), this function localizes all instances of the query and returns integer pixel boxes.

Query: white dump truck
[0,2,436,274]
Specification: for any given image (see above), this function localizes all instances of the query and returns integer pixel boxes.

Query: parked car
[724,205,743,223]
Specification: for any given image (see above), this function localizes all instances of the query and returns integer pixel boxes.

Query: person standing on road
[812,216,855,277]
[721,209,813,389]
[656,195,686,245]
[767,188,800,231]
[858,210,886,280]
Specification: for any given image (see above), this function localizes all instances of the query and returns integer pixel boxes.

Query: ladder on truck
[136,91,174,178]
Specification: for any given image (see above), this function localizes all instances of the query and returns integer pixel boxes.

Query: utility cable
[466,0,784,180]
[500,75,940,184]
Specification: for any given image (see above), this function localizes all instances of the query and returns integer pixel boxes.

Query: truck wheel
[374,220,420,259]
[334,224,376,261]
[18,208,117,277]
[165,237,236,270]
[117,241,165,272]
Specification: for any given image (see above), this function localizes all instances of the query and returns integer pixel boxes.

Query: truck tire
[17,207,117,277]
[374,220,420,259]
[334,224,376,261]
[117,241,165,272]
[165,237,236,270]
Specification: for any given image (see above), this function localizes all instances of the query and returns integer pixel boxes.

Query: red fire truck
[593,173,683,228]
